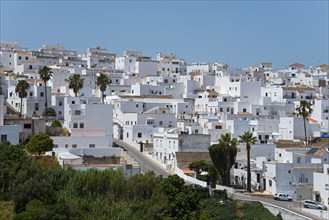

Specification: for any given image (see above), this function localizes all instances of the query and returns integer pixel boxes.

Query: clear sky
[1,0,328,68]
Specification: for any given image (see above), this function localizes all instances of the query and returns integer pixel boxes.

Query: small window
[24,124,32,129]
[137,133,142,138]
[75,110,81,115]
[80,123,84,129]
[25,56,28,60]
[159,121,163,126]
[35,103,39,111]
[1,134,7,142]
[89,144,95,148]
[269,180,272,187]
[127,133,129,138]
[40,92,44,97]
[29,92,33,96]
[73,123,78,128]
[59,100,63,106]
[19,56,21,60]
[72,144,77,148]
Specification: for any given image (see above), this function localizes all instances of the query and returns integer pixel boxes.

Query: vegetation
[240,131,257,192]
[38,66,53,120]
[15,80,30,118]
[25,133,54,155]
[66,74,85,97]
[0,141,278,220]
[51,120,62,128]
[202,199,282,220]
[188,160,209,175]
[209,133,237,187]
[296,100,313,145]
[43,107,56,117]
[96,73,110,103]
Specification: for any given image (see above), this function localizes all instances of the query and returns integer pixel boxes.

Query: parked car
[273,193,292,201]
[303,200,327,210]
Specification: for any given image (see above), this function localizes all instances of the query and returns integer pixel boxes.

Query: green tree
[25,133,53,155]
[43,107,56,117]
[15,80,30,118]
[51,119,62,128]
[38,66,52,120]
[208,133,237,187]
[14,199,51,220]
[296,100,313,145]
[96,73,110,104]
[240,131,257,192]
[66,74,85,97]
[188,160,209,175]
[0,142,30,200]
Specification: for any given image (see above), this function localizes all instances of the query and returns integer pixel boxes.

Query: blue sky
[1,0,328,68]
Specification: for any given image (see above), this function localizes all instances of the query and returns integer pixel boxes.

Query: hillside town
[0,41,328,213]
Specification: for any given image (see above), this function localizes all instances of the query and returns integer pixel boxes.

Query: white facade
[313,164,329,207]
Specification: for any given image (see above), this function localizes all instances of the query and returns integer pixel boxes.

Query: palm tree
[296,100,313,145]
[15,80,30,118]
[209,133,238,187]
[240,131,257,192]
[66,74,85,97]
[38,66,52,120]
[96,73,110,103]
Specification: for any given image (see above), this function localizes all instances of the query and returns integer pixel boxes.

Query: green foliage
[1,142,279,219]
[240,131,257,192]
[51,119,62,128]
[15,80,30,118]
[14,200,51,220]
[209,133,237,187]
[25,133,53,155]
[0,200,15,220]
[97,73,110,103]
[66,74,85,97]
[296,100,313,145]
[0,142,30,200]
[188,160,209,175]
[43,107,56,117]
[202,199,280,220]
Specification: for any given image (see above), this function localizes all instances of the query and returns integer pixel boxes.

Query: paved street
[234,193,325,220]
[114,139,170,177]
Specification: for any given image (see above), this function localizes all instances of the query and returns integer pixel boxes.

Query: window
[269,180,272,187]
[24,124,32,129]
[73,123,78,128]
[25,56,28,60]
[35,103,39,111]
[65,144,68,148]
[59,100,63,106]
[159,121,163,126]
[1,135,7,142]
[19,56,21,60]
[243,108,247,112]
[279,153,281,157]
[29,65,32,69]
[72,144,77,148]
[40,92,44,97]
[127,133,129,138]
[75,110,81,115]
[58,111,62,115]
[72,101,75,104]
[89,144,95,148]
[137,133,142,138]
[297,157,301,163]
[79,123,84,129]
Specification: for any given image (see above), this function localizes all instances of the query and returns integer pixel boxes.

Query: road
[234,193,324,220]
[114,139,323,220]
[113,139,170,177]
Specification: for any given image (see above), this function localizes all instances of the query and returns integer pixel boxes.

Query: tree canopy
[96,73,110,103]
[66,74,85,97]
[296,100,313,145]
[15,80,30,118]
[209,133,237,187]
[25,133,54,155]
[240,131,257,192]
